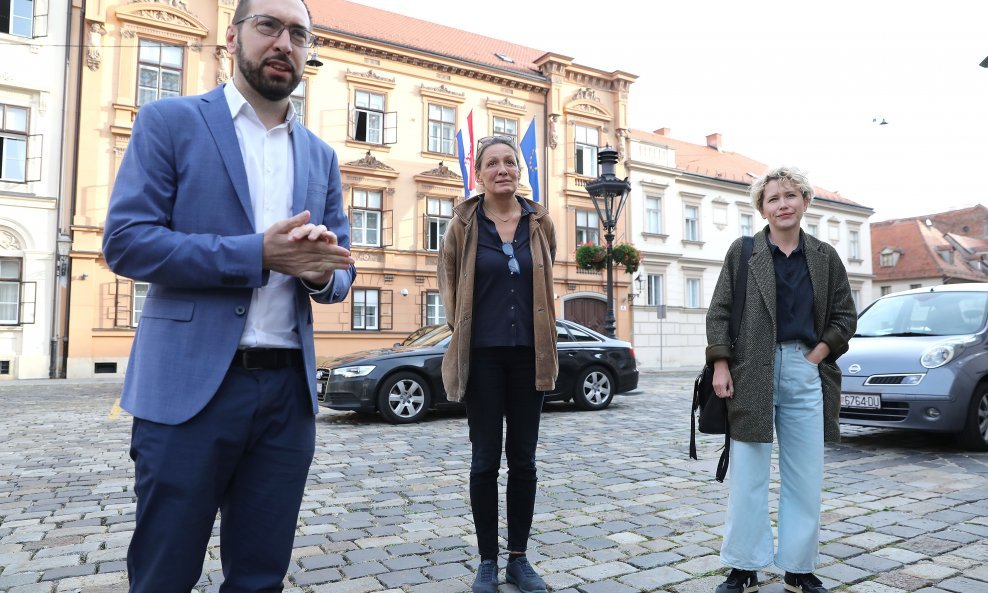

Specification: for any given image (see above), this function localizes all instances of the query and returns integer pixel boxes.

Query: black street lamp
[585,145,631,338]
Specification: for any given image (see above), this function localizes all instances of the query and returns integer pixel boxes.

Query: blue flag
[455,129,470,198]
[519,118,540,202]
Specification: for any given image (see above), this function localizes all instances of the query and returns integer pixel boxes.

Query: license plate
[841,393,881,409]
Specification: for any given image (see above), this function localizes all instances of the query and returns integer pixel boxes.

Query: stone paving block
[425,549,470,565]
[376,568,428,588]
[538,556,592,573]
[0,573,44,589]
[901,563,960,580]
[47,571,127,590]
[931,529,981,544]
[821,542,866,559]
[847,581,908,593]
[846,553,904,572]
[570,560,636,581]
[531,530,575,545]
[620,565,691,590]
[381,555,428,571]
[97,560,127,574]
[579,579,639,593]
[421,562,471,580]
[675,554,724,575]
[8,583,55,593]
[817,562,872,584]
[293,567,344,586]
[406,579,469,593]
[938,576,988,593]
[871,546,927,564]
[899,536,963,556]
[300,554,346,570]
[310,576,385,593]
[41,563,96,580]
[541,569,582,590]
[967,566,988,582]
[875,570,935,591]
[3,554,82,574]
[345,548,390,563]
[341,561,387,579]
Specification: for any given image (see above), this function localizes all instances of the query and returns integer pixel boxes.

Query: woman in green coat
[706,167,857,593]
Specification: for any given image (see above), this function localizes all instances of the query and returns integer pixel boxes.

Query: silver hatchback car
[838,283,988,451]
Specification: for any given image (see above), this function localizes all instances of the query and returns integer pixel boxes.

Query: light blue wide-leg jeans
[720,341,824,573]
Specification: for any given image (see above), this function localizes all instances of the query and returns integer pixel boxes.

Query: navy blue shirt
[471,197,535,349]
[767,232,817,345]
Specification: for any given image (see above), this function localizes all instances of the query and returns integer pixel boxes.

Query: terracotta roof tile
[312,0,549,78]
[871,218,988,282]
[629,129,869,210]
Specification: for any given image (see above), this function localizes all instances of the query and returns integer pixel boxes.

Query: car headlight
[920,337,976,369]
[331,365,375,378]
[315,369,326,381]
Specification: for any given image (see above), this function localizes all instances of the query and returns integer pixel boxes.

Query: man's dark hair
[232,0,313,28]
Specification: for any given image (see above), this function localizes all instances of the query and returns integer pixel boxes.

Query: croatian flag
[455,109,476,197]
[456,130,469,198]
[466,110,476,191]
[519,117,540,202]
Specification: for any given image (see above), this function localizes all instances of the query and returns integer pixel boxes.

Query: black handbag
[690,236,753,482]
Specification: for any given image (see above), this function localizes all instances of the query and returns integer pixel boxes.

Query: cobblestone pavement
[1,373,987,593]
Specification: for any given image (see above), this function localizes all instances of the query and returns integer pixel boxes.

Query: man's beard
[236,41,301,101]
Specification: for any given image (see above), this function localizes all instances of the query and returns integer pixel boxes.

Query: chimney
[706,133,722,151]
[653,127,671,136]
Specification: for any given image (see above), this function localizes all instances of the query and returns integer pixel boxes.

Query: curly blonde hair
[750,166,813,211]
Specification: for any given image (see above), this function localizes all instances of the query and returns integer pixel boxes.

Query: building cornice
[316,29,550,93]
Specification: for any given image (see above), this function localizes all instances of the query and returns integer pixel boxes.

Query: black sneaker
[715,568,759,593]
[784,572,827,593]
[505,556,548,593]
[472,559,498,593]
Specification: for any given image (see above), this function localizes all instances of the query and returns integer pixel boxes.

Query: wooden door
[564,297,607,334]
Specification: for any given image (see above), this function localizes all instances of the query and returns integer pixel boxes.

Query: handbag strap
[715,236,752,483]
[728,236,754,348]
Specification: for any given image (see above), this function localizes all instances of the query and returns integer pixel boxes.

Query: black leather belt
[230,348,303,370]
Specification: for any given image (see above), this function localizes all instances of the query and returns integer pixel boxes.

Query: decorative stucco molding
[344,151,397,172]
[86,22,107,71]
[419,162,462,181]
[0,230,23,251]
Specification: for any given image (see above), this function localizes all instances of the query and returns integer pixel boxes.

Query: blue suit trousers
[127,364,315,593]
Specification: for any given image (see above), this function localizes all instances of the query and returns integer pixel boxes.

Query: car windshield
[856,291,988,337]
[404,325,451,346]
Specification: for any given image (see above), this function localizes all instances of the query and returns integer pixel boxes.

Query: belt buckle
[239,349,265,371]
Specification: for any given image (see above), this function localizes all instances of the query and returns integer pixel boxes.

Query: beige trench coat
[437,195,558,403]
[705,229,857,443]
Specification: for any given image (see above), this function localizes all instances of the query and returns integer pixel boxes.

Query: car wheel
[572,366,614,411]
[957,384,988,452]
[377,372,431,424]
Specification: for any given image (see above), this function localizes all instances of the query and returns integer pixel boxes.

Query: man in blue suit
[102,0,355,590]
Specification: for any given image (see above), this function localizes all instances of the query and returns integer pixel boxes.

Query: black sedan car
[317,319,639,423]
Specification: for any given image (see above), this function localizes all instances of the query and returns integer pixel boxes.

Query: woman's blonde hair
[750,166,813,211]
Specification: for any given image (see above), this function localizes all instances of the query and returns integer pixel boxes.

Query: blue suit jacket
[103,85,355,425]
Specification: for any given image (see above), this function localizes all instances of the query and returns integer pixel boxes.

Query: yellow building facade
[66,0,636,377]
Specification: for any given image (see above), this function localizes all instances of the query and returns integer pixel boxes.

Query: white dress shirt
[225,81,301,349]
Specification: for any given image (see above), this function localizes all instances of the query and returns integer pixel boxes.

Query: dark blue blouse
[471,197,535,349]
[767,232,818,346]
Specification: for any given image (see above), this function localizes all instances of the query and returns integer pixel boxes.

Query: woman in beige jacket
[438,136,556,593]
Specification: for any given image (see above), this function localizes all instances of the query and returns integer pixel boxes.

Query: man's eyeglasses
[501,242,520,275]
[233,14,313,48]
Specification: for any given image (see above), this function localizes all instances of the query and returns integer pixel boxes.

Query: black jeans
[465,347,544,560]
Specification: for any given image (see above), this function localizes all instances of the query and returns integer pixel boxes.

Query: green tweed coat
[705,228,857,443]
